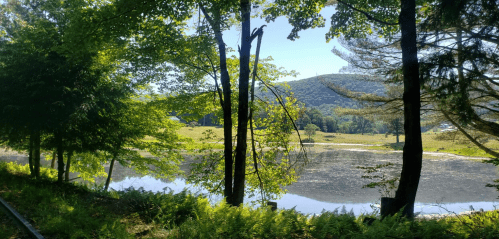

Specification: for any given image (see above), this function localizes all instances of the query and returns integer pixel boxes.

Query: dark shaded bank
[0,213,29,239]
[0,196,44,238]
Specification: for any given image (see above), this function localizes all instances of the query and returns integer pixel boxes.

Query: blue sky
[221,6,348,82]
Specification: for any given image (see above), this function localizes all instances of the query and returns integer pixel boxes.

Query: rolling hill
[258,74,386,115]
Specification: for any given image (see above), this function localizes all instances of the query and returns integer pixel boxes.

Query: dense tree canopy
[1,0,498,224]
[0,0,191,185]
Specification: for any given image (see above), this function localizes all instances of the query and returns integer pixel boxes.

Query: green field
[178,126,499,159]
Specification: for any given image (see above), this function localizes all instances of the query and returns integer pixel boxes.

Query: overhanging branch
[337,0,398,26]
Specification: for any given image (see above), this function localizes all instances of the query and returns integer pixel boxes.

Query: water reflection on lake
[3,148,499,216]
[110,176,499,216]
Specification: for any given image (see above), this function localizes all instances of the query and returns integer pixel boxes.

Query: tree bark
[199,4,234,205]
[219,20,234,206]
[51,150,56,169]
[383,0,422,218]
[33,130,41,179]
[233,0,252,206]
[250,28,265,201]
[395,119,401,144]
[104,153,118,191]
[28,131,34,177]
[56,132,65,184]
[64,150,73,182]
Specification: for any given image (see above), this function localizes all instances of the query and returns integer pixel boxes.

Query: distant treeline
[181,74,395,133]
[176,74,426,135]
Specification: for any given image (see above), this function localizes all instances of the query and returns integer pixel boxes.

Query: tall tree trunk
[199,4,234,205]
[51,150,56,169]
[398,119,403,144]
[250,28,265,201]
[65,150,73,182]
[233,0,252,206]
[104,152,118,191]
[383,0,422,218]
[28,131,34,177]
[33,130,41,179]
[218,19,234,206]
[455,26,473,123]
[56,132,65,184]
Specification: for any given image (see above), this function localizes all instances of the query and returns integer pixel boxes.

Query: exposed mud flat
[287,149,499,204]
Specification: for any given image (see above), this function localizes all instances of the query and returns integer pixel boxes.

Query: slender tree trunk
[250,28,265,201]
[51,150,56,169]
[233,0,252,206]
[33,130,41,179]
[56,132,65,184]
[200,4,234,205]
[219,24,234,206]
[104,153,118,191]
[383,0,422,218]
[28,131,34,177]
[65,150,73,182]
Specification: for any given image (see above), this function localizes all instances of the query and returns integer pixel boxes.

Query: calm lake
[2,148,499,216]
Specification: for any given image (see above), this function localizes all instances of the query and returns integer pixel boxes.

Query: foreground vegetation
[179,126,498,159]
[1,161,499,239]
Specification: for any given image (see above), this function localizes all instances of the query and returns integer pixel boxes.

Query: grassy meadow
[177,126,499,159]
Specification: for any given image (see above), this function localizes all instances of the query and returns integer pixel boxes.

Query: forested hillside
[258,74,386,115]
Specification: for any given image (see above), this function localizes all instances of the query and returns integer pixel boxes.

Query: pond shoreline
[1,147,498,208]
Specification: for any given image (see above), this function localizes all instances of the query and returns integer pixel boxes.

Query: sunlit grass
[177,126,225,141]
[292,131,391,144]
[178,126,498,159]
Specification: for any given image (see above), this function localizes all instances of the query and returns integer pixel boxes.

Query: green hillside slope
[258,74,385,114]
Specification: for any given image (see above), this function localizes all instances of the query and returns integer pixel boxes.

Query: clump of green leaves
[116,187,207,228]
[445,210,499,238]
[309,209,358,238]
[172,204,310,238]
[304,123,320,141]
[1,162,57,179]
